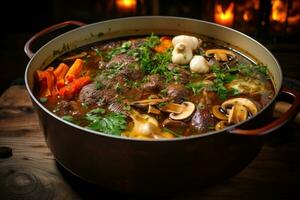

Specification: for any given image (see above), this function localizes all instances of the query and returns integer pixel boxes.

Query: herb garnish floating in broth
[34,34,274,139]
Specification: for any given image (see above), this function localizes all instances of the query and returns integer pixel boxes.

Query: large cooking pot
[24,17,300,194]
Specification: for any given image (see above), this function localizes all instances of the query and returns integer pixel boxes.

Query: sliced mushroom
[205,49,236,62]
[212,105,228,120]
[130,98,166,108]
[148,105,161,115]
[162,118,189,128]
[169,102,195,120]
[215,121,229,131]
[227,103,248,124]
[159,102,185,114]
[221,97,258,115]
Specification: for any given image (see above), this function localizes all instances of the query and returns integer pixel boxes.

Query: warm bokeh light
[271,0,288,23]
[214,2,235,27]
[243,10,251,22]
[116,0,137,12]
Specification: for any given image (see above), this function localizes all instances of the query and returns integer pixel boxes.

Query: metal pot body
[25,17,283,194]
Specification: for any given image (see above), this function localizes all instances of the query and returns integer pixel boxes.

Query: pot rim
[24,16,282,142]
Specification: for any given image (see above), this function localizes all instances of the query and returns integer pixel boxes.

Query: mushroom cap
[212,105,228,120]
[221,97,258,115]
[227,103,248,124]
[170,102,196,120]
[205,49,236,62]
[130,98,166,107]
[159,102,185,114]
[215,121,229,131]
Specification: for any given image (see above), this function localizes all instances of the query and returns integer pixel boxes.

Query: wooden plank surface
[0,85,300,200]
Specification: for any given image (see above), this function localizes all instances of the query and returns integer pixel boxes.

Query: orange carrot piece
[36,69,57,98]
[154,36,172,53]
[59,76,91,99]
[54,63,69,88]
[65,58,84,83]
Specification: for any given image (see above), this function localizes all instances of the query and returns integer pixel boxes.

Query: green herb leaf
[87,108,106,115]
[106,41,132,60]
[157,102,167,108]
[62,115,74,122]
[95,81,104,90]
[186,82,205,95]
[39,97,48,103]
[86,112,127,136]
[163,127,181,137]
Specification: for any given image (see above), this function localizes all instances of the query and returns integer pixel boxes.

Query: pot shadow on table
[54,120,300,200]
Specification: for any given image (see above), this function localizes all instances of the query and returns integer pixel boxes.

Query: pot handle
[24,20,86,59]
[229,87,300,136]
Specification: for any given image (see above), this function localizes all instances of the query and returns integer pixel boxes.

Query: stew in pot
[34,34,275,139]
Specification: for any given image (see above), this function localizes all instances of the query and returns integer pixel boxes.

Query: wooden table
[0,85,299,200]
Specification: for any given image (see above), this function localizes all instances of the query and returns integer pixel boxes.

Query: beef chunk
[165,83,190,103]
[142,74,165,92]
[78,84,103,105]
[190,107,217,134]
[78,83,117,105]
[176,69,191,84]
[167,64,191,84]
[106,54,135,69]
[130,38,145,49]
[108,102,129,116]
[120,65,144,81]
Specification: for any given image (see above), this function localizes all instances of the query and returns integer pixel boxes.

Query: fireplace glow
[116,0,137,13]
[287,0,300,25]
[214,2,235,27]
[243,10,251,22]
[271,0,288,23]
[240,0,260,22]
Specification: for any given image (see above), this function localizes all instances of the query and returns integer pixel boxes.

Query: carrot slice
[154,36,172,53]
[59,76,91,99]
[65,59,84,83]
[54,63,69,88]
[36,69,57,98]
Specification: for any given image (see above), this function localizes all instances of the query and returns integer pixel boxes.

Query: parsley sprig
[85,108,127,136]
[209,63,270,99]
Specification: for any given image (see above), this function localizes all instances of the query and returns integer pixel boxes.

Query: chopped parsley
[163,127,181,137]
[229,63,269,79]
[62,115,74,122]
[95,81,104,90]
[106,41,132,60]
[186,82,205,95]
[209,63,269,99]
[39,97,48,103]
[210,65,236,100]
[85,112,127,136]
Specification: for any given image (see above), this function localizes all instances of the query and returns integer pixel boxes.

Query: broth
[34,34,274,139]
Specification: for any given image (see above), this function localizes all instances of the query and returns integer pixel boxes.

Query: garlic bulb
[189,55,210,73]
[172,35,201,50]
[172,42,193,65]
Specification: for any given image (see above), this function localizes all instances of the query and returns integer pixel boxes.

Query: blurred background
[1,0,299,94]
